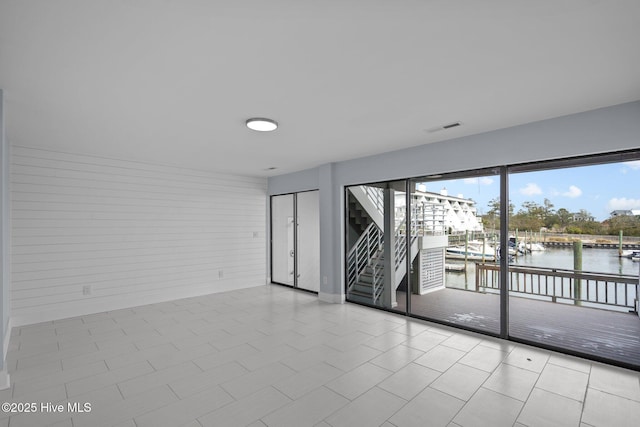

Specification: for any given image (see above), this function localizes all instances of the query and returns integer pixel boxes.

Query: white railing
[415,202,446,235]
[347,222,383,294]
[348,190,446,305]
[371,254,385,305]
[394,206,420,270]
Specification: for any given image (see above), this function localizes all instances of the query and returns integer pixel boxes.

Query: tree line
[481,198,640,236]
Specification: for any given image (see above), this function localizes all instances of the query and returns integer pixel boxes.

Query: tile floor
[1,285,640,427]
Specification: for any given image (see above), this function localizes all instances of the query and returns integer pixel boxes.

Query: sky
[418,160,640,221]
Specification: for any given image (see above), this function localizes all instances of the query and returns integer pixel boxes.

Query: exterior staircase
[346,186,420,306]
[348,193,372,235]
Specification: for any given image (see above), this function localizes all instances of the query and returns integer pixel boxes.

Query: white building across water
[396,187,484,235]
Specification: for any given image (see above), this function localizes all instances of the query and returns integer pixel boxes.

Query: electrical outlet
[218,270,224,279]
[82,285,92,296]
[253,231,259,238]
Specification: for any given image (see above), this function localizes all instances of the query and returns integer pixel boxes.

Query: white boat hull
[446,245,496,261]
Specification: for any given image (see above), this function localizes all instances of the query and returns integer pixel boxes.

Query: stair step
[348,292,374,305]
[358,274,373,284]
[352,283,373,294]
[358,279,373,286]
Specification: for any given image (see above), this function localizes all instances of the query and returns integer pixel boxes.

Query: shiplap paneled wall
[10,146,267,325]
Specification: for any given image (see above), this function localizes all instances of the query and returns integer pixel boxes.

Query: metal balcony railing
[476,263,638,311]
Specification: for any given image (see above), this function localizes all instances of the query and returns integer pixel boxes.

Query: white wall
[268,167,319,195]
[10,146,267,325]
[268,100,640,301]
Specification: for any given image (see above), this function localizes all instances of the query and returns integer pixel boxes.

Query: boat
[508,237,544,254]
[525,242,545,252]
[446,244,496,261]
[621,250,640,259]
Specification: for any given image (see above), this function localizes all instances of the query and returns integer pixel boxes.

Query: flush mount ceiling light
[246,118,278,132]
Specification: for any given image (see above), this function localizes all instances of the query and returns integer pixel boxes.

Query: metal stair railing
[393,208,419,270]
[371,208,420,305]
[348,201,424,306]
[370,253,385,305]
[347,222,383,294]
[349,194,446,305]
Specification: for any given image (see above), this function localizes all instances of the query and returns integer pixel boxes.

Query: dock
[544,241,640,250]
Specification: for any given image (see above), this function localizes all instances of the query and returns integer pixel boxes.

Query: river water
[513,247,639,276]
[447,247,640,290]
[448,247,639,275]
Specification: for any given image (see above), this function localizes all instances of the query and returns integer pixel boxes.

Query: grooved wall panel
[10,146,267,324]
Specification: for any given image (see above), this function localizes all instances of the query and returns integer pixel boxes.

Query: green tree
[608,215,640,237]
[511,211,544,231]
[556,208,572,227]
[486,198,514,217]
[542,198,555,217]
[482,198,514,231]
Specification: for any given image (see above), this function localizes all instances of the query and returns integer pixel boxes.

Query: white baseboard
[10,282,266,327]
[319,291,345,304]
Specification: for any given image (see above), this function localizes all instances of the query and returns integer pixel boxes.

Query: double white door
[271,191,319,292]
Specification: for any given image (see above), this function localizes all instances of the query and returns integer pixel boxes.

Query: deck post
[573,241,583,306]
[464,230,469,268]
[619,230,623,257]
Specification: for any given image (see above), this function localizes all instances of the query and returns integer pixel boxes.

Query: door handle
[290,250,295,257]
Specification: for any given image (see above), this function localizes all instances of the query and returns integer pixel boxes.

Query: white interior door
[296,191,320,292]
[271,194,295,286]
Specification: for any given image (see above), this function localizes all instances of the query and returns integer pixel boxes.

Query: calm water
[447,247,640,289]
[513,247,639,276]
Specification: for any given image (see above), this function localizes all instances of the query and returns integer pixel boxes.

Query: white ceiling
[1,0,639,177]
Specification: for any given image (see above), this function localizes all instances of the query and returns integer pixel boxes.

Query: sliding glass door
[271,191,320,292]
[343,150,640,368]
[507,161,640,366]
[408,171,502,335]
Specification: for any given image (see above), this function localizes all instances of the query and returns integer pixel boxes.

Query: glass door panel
[408,173,501,335]
[508,162,640,366]
[345,181,406,314]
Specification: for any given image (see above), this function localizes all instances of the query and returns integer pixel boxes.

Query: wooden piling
[573,241,582,306]
[619,230,623,257]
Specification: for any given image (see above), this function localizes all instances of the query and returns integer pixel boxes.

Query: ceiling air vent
[425,121,463,133]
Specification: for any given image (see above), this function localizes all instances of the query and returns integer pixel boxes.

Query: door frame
[270,190,319,294]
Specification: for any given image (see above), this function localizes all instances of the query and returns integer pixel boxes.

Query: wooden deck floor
[395,288,640,368]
